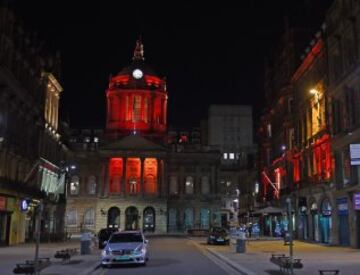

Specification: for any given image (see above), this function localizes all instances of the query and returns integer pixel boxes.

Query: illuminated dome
[106,39,168,137]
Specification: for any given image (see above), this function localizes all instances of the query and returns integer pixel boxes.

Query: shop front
[0,195,11,246]
[353,192,360,248]
[319,198,332,244]
[337,197,350,246]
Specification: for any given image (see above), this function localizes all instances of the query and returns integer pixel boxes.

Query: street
[94,237,232,275]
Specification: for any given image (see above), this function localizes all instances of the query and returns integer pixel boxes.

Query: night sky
[10,1,333,129]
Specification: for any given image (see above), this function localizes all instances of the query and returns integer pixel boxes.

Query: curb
[190,240,256,275]
[77,262,100,275]
[204,247,257,275]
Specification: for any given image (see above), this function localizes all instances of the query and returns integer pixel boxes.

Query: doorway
[125,206,139,230]
[0,212,10,246]
[143,207,155,232]
[107,207,120,228]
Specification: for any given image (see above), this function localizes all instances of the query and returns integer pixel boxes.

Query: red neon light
[292,39,324,82]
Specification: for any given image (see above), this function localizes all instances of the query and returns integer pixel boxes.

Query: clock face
[132,69,143,79]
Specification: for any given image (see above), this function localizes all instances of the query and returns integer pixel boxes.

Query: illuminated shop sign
[350,144,360,165]
[354,193,360,211]
[336,197,348,215]
[20,199,29,212]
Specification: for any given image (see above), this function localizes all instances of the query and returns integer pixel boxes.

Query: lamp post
[34,199,44,275]
[286,197,294,275]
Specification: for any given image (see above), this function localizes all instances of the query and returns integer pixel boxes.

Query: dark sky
[10,1,333,128]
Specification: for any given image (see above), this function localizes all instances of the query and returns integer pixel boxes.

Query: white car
[101,231,149,267]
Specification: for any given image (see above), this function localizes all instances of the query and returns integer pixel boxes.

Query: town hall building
[65,40,224,234]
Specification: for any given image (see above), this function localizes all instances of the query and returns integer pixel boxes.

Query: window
[70,176,79,195]
[84,208,95,226]
[185,176,194,194]
[66,209,77,226]
[223,153,228,159]
[267,124,272,138]
[229,153,235,160]
[201,176,210,194]
[87,175,96,195]
[133,95,142,122]
[169,176,178,194]
[144,97,148,122]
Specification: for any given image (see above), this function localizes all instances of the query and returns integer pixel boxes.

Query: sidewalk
[192,238,360,275]
[0,241,100,275]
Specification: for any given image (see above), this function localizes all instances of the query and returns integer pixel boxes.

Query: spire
[133,37,144,61]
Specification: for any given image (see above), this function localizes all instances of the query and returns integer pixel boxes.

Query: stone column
[141,157,145,197]
[121,157,127,195]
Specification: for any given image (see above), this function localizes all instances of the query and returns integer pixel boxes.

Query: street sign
[354,193,360,210]
[350,144,360,165]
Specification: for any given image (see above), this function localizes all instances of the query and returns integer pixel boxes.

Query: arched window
[143,207,156,232]
[169,176,178,195]
[133,95,141,122]
[201,176,210,194]
[107,207,120,228]
[70,176,79,195]
[185,176,194,194]
[84,208,95,226]
[66,209,77,226]
[87,175,96,195]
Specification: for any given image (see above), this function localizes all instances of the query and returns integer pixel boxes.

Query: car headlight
[133,245,145,255]
[102,249,111,257]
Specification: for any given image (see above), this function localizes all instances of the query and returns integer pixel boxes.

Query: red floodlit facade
[106,39,167,137]
[259,32,333,201]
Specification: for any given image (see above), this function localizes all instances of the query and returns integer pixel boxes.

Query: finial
[133,36,144,61]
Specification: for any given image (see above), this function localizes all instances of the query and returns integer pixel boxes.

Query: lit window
[70,176,79,195]
[226,181,231,187]
[267,124,272,137]
[185,176,194,194]
[133,95,142,122]
[66,209,77,226]
[94,137,99,143]
[223,153,228,159]
[87,175,96,195]
[169,176,178,195]
[84,137,90,143]
[229,153,235,159]
[84,208,95,226]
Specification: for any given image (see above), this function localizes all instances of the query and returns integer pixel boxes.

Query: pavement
[0,240,100,275]
[190,237,360,275]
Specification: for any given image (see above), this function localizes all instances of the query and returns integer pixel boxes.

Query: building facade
[0,6,67,246]
[259,0,360,248]
[207,105,257,227]
[65,40,224,235]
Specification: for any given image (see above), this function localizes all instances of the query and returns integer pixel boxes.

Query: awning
[252,206,286,215]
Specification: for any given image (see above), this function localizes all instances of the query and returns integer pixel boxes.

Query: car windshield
[212,228,226,234]
[109,233,143,243]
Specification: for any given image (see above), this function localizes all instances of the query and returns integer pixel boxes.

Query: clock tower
[106,39,168,139]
